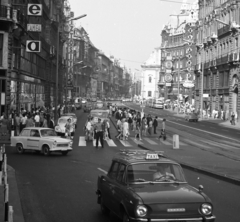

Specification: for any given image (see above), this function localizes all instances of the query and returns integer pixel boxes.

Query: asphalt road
[5,108,240,222]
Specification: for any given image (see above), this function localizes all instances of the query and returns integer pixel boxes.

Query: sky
[68,0,196,72]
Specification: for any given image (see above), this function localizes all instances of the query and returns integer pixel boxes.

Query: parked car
[55,116,76,136]
[185,112,199,122]
[11,128,72,156]
[96,150,215,222]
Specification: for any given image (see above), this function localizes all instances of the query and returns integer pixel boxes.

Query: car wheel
[61,151,68,156]
[100,196,110,215]
[122,212,130,222]
[42,145,50,156]
[16,144,24,154]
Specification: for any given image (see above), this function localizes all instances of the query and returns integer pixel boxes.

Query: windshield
[127,163,186,183]
[90,112,108,118]
[41,129,58,137]
[58,118,69,124]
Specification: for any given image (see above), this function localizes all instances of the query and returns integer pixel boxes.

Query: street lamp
[54,13,86,122]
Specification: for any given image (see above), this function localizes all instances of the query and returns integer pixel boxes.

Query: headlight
[69,141,73,147]
[55,126,61,132]
[136,205,147,217]
[52,141,57,147]
[200,203,212,216]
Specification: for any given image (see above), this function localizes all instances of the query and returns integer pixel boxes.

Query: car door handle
[27,139,39,142]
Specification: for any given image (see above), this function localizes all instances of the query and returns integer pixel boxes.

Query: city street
[6,106,240,222]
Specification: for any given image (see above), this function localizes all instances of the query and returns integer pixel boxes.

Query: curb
[138,144,240,186]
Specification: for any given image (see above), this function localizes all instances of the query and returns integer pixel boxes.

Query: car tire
[42,145,50,156]
[16,144,24,154]
[61,151,68,156]
[122,212,130,222]
[100,197,110,216]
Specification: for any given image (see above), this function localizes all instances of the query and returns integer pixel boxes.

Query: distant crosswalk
[77,136,185,148]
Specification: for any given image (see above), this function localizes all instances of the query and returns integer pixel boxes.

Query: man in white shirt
[34,113,40,127]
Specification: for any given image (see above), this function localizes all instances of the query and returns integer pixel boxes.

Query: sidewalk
[166,108,240,129]
[110,116,240,185]
[0,165,25,222]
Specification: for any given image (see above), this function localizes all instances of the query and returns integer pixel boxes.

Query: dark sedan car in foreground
[96,150,215,222]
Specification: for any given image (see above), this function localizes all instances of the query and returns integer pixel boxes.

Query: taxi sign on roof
[146,153,159,160]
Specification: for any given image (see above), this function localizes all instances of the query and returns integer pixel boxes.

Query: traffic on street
[5,100,240,222]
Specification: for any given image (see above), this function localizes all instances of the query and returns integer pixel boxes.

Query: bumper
[128,215,216,222]
[50,147,72,152]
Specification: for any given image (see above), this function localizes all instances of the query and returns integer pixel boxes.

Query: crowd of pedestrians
[0,107,56,136]
[110,105,166,141]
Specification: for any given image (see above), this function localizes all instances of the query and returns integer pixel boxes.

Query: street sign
[27,24,42,32]
[166,83,171,86]
[203,94,209,97]
[26,40,41,52]
[27,4,42,16]
[183,80,194,88]
[165,73,173,82]
[166,69,172,74]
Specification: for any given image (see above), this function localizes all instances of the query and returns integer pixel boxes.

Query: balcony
[0,5,15,22]
[217,25,231,38]
[216,55,229,66]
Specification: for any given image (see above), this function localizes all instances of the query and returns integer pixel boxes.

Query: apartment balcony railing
[217,25,231,38]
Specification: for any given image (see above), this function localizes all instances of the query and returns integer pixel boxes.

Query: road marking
[143,138,158,145]
[119,140,132,147]
[130,137,144,145]
[97,168,107,174]
[106,139,117,147]
[183,139,212,149]
[160,139,172,145]
[79,136,86,146]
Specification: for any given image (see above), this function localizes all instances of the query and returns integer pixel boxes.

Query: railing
[217,25,231,38]
[0,5,13,20]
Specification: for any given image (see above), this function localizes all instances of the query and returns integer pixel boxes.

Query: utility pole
[177,56,180,115]
[200,0,206,120]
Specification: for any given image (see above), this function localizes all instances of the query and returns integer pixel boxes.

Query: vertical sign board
[27,4,42,52]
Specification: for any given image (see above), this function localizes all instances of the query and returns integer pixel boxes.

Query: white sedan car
[55,116,76,136]
[11,128,72,156]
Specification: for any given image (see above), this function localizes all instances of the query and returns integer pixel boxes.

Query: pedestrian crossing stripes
[77,136,239,150]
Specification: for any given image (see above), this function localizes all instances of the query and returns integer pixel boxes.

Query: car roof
[62,113,76,116]
[24,127,51,130]
[113,150,179,165]
[90,109,108,113]
[58,116,74,119]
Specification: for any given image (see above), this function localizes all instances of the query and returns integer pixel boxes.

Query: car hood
[130,183,206,204]
[43,137,71,142]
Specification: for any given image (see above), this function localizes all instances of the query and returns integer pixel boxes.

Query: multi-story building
[0,0,66,116]
[141,47,161,99]
[195,0,239,119]
[160,1,198,103]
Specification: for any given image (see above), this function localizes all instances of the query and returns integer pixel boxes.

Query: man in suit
[153,116,158,134]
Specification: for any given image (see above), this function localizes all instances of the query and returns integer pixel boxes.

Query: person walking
[26,114,35,127]
[42,115,48,127]
[106,119,111,139]
[153,116,158,134]
[158,119,166,140]
[15,113,21,136]
[123,119,129,140]
[230,112,235,125]
[34,112,40,127]
[116,119,123,140]
[148,118,153,135]
[20,113,27,132]
[134,122,142,141]
[94,118,104,148]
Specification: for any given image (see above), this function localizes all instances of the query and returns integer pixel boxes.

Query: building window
[148,91,152,97]
[0,34,3,66]
[149,77,152,83]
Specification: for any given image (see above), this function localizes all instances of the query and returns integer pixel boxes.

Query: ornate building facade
[194,0,240,119]
[160,1,198,103]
